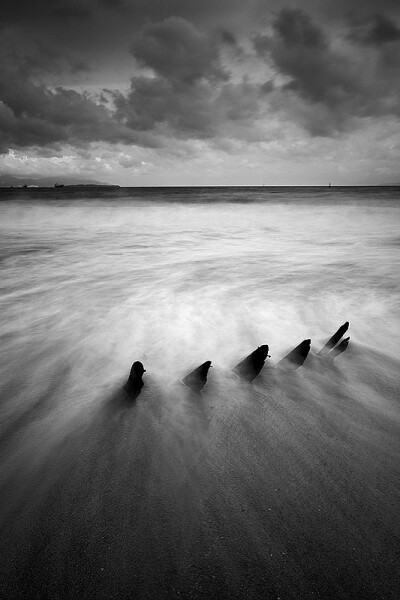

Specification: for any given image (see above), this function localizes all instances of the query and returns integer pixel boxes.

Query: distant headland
[0,174,119,188]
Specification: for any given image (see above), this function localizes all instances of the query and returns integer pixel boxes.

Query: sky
[0,0,399,185]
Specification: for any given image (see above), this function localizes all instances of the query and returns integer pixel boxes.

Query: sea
[1,186,399,599]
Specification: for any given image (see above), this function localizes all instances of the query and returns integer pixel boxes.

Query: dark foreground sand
[1,344,399,599]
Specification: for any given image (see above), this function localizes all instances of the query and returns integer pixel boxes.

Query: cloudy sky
[1,0,399,185]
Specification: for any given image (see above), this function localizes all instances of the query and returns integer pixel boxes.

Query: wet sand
[1,345,399,599]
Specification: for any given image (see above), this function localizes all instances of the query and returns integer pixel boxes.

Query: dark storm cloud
[0,61,136,151]
[114,77,218,139]
[348,14,400,46]
[111,17,264,142]
[0,15,261,151]
[220,30,238,47]
[254,9,353,103]
[118,18,222,138]
[1,1,399,154]
[271,8,326,49]
[114,76,261,143]
[254,8,400,135]
[5,40,89,78]
[130,17,228,84]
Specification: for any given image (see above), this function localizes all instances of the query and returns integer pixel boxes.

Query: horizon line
[1,183,400,189]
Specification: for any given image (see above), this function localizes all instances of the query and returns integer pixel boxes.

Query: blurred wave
[0,187,399,599]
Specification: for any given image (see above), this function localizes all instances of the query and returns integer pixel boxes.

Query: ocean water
[1,186,399,599]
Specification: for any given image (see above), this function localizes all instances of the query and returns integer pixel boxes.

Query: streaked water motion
[1,186,399,599]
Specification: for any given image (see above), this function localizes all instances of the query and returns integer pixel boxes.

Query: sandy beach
[1,343,399,599]
[1,188,399,598]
